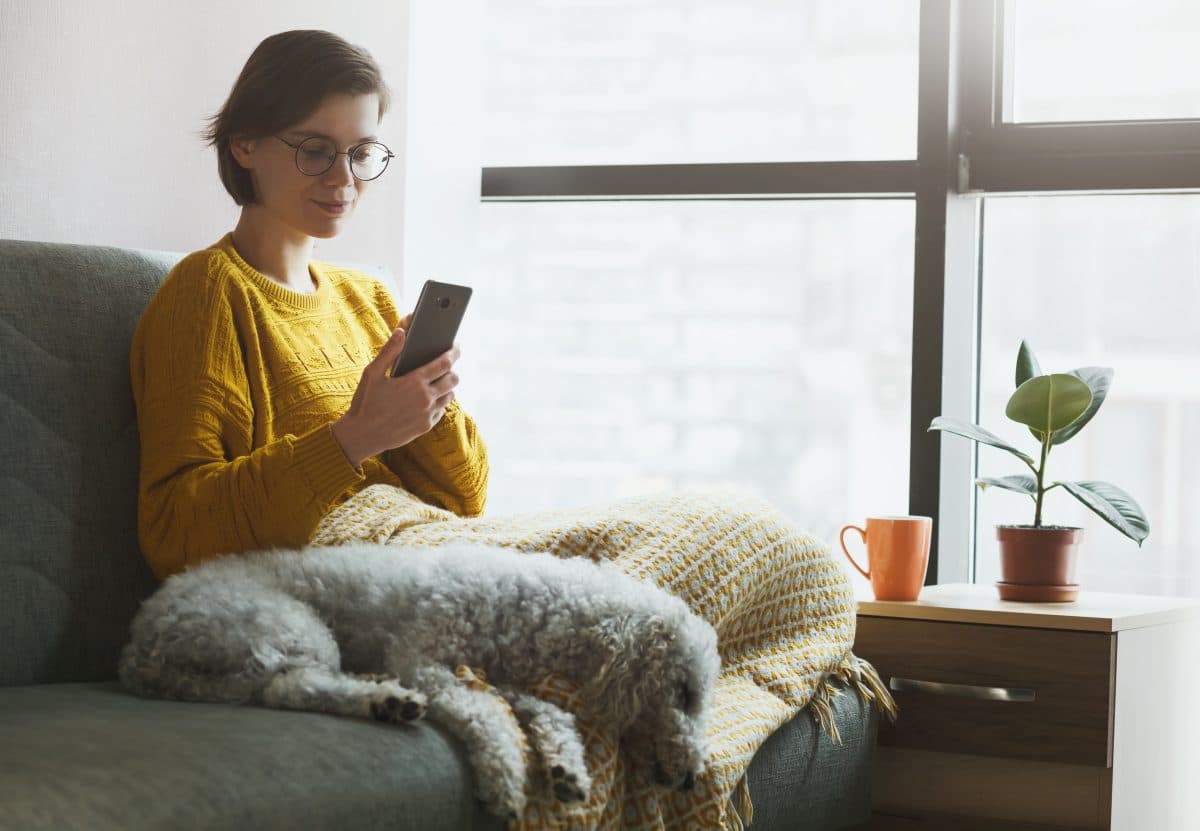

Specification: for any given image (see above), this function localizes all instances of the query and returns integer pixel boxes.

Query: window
[478,0,920,600]
[477,0,1200,598]
[975,194,1200,593]
[481,0,919,165]
[469,201,913,602]
[1009,0,1200,123]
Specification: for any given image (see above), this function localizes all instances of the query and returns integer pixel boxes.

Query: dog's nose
[678,771,695,791]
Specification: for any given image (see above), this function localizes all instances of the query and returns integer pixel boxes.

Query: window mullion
[911,0,982,585]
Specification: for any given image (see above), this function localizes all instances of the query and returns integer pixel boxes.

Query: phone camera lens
[437,296,451,309]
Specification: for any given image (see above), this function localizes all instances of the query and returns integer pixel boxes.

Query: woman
[130,28,887,831]
[129,30,487,583]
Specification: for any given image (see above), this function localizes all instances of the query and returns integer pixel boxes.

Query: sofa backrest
[0,239,178,686]
[0,237,398,687]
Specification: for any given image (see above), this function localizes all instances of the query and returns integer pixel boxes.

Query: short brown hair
[202,30,392,206]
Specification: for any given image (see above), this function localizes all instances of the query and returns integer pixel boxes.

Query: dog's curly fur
[117,541,721,821]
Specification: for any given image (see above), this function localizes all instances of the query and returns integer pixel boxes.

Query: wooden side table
[852,583,1200,831]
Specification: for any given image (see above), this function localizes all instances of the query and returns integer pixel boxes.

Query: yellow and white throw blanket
[311,483,896,830]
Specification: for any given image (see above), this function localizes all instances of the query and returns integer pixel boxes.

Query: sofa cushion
[0,678,873,831]
[747,679,876,830]
[0,681,503,831]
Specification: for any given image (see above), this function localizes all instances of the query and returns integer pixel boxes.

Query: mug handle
[839,524,871,580]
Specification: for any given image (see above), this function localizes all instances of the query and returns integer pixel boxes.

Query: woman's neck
[230,209,317,291]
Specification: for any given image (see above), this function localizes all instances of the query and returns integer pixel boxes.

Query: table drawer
[855,616,1115,767]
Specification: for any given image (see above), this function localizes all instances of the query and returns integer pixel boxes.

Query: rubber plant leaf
[1050,366,1113,446]
[977,474,1038,498]
[1006,374,1092,436]
[1056,480,1150,546]
[929,416,1036,467]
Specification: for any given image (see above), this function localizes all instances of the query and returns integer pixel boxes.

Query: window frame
[478,0,1200,586]
[960,0,1200,193]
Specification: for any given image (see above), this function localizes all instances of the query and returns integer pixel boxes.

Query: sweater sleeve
[129,273,365,581]
[370,281,490,517]
[381,397,490,517]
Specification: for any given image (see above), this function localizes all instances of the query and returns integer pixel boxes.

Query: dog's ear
[581,614,681,728]
[580,615,655,727]
[582,617,623,677]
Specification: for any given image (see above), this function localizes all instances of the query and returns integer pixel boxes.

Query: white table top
[857,582,1200,632]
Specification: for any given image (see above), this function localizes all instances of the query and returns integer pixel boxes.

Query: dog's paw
[483,798,524,827]
[370,694,424,723]
[473,759,527,824]
[549,764,587,803]
[474,777,526,828]
[368,685,426,724]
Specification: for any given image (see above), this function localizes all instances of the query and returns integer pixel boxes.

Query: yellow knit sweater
[129,232,488,582]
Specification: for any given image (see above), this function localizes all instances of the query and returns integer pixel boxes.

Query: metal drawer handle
[889,676,1036,703]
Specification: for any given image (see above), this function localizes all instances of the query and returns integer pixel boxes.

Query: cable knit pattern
[129,232,488,582]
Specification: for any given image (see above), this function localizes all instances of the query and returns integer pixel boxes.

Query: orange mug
[839,516,932,601]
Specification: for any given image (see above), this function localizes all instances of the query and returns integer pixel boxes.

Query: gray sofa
[0,237,878,830]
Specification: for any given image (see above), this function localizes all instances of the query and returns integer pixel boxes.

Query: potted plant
[929,340,1150,602]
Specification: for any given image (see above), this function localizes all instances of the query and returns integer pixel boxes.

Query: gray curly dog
[118,541,721,821]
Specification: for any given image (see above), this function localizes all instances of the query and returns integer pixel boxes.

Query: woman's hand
[332,324,460,469]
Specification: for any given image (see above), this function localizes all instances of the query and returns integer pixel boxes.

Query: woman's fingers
[431,391,454,424]
[419,344,461,384]
[432,369,459,394]
[374,327,407,376]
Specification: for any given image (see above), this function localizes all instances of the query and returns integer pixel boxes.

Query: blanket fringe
[726,774,754,831]
[809,653,899,745]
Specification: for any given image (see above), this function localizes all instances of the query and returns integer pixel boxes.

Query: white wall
[401,0,483,297]
[0,0,486,296]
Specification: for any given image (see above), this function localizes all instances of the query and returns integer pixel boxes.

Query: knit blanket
[310,483,896,830]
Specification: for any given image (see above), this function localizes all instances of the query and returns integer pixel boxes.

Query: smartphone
[389,279,473,379]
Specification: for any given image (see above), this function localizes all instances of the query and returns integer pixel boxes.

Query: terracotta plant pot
[995,525,1084,602]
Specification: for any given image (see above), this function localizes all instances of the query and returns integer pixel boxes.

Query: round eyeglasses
[274,135,395,181]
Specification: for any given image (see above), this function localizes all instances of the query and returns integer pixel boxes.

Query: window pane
[1011,0,1200,123]
[464,201,914,598]
[977,195,1200,596]
[481,1,919,165]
